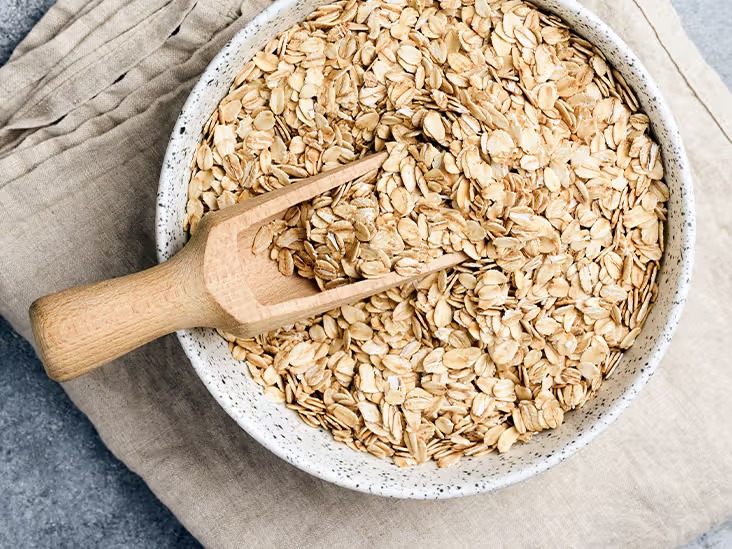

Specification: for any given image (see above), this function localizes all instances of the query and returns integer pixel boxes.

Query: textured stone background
[0,0,729,547]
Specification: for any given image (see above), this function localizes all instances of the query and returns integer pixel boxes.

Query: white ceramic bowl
[156,0,695,498]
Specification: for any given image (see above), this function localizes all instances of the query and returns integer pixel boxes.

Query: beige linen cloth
[1,0,730,546]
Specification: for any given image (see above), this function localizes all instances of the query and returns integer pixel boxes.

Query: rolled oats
[186,0,667,467]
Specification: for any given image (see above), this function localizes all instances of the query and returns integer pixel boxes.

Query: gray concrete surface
[0,0,55,64]
[673,0,732,87]
[0,315,200,547]
[0,0,729,547]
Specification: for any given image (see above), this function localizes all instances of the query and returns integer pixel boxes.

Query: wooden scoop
[30,152,466,382]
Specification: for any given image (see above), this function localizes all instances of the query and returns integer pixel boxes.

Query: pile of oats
[185,0,667,467]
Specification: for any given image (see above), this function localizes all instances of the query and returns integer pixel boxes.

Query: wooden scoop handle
[29,247,218,382]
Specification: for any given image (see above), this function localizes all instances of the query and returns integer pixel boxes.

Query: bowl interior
[156,0,694,498]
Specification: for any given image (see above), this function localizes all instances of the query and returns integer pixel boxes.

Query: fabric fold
[1,0,132,123]
[0,2,241,163]
[8,0,93,62]
[0,0,198,134]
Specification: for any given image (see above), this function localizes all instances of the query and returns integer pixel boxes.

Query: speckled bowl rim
[156,0,695,498]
